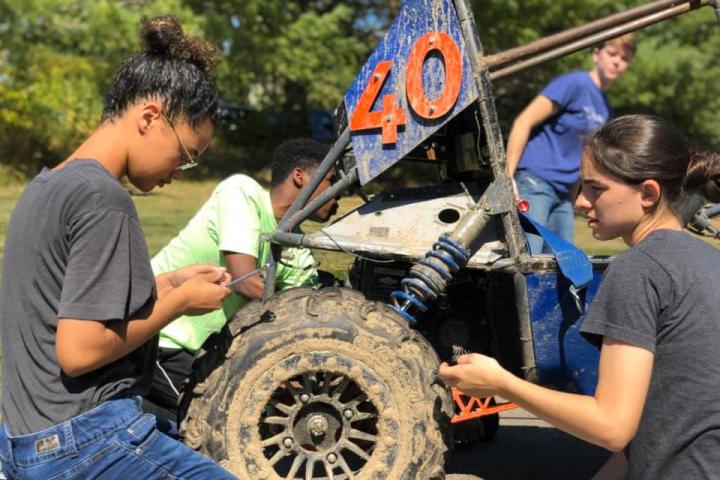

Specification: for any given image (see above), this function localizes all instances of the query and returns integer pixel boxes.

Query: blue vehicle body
[526,266,607,394]
[344,0,479,184]
[339,0,607,395]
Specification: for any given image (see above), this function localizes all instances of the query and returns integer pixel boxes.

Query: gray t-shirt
[0,159,157,435]
[581,229,720,480]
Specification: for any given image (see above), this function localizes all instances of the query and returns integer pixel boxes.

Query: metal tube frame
[276,128,351,234]
[262,129,351,300]
[490,0,715,81]
[483,0,713,71]
[452,0,537,378]
[263,0,718,303]
[454,0,528,262]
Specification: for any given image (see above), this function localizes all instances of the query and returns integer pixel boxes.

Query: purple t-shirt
[518,71,611,194]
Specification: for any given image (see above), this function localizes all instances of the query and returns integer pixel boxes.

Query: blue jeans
[515,169,575,255]
[0,397,237,479]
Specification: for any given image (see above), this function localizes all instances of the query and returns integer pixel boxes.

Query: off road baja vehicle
[178,1,720,478]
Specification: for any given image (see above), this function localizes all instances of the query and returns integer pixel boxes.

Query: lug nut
[282,437,294,448]
[300,393,310,403]
[308,415,329,437]
[327,453,337,464]
[343,409,354,419]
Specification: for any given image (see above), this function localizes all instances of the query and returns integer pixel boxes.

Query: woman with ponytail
[0,16,237,479]
[441,114,720,479]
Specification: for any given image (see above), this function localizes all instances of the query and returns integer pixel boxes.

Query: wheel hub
[257,370,380,479]
[308,415,328,437]
[293,403,342,451]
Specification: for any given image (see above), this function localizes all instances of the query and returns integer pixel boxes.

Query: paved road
[446,408,610,480]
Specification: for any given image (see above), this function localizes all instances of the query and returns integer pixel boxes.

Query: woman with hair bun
[0,16,238,478]
[441,114,720,479]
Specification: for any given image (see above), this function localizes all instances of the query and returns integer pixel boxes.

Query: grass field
[0,179,631,397]
[134,182,632,271]
[1,179,634,275]
[7,178,720,274]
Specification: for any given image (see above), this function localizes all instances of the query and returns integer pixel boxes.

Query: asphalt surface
[446,407,610,480]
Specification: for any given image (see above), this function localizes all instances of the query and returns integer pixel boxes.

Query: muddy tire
[178,287,453,479]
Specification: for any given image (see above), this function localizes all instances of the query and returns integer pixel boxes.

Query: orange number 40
[349,31,463,145]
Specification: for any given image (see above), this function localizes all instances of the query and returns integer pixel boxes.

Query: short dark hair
[270,138,330,187]
[584,114,720,214]
[102,15,219,129]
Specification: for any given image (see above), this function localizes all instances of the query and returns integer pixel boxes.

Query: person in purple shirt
[506,34,636,254]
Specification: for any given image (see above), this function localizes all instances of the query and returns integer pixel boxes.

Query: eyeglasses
[162,112,198,171]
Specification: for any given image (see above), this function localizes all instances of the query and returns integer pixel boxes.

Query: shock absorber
[390,234,470,324]
[389,201,493,325]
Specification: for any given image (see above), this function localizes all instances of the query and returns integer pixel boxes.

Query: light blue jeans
[0,397,237,479]
[515,169,575,255]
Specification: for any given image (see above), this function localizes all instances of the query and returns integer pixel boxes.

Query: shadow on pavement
[447,423,610,480]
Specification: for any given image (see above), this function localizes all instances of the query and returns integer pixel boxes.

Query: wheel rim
[232,351,399,480]
[260,372,379,479]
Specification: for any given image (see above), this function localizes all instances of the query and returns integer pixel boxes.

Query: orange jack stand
[451,388,519,423]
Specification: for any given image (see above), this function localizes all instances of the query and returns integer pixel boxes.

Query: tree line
[0,0,717,182]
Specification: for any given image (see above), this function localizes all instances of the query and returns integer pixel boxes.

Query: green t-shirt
[151,174,317,352]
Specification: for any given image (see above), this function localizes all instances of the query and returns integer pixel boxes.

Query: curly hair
[270,138,331,187]
[101,15,219,128]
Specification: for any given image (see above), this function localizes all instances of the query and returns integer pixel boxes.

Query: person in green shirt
[144,138,338,421]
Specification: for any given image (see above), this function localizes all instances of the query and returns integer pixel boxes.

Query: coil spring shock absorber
[387,179,510,325]
[389,233,471,325]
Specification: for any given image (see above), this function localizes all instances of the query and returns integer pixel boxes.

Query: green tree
[192,0,389,111]
[612,8,720,149]
[0,0,205,175]
[1,0,718,181]
[185,0,392,175]
[471,0,719,149]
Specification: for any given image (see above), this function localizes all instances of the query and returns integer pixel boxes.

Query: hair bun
[140,15,218,73]
[140,16,183,56]
[685,151,720,203]
[705,177,720,203]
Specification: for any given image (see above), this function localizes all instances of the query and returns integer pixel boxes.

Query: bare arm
[223,251,264,300]
[56,270,231,377]
[439,337,653,452]
[506,95,558,177]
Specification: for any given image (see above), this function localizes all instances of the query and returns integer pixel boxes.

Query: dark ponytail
[584,114,719,215]
[684,151,720,203]
[102,15,219,128]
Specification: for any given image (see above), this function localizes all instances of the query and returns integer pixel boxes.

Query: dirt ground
[446,407,610,480]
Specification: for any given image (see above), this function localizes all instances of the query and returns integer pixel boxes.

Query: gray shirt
[581,230,720,480]
[0,159,156,435]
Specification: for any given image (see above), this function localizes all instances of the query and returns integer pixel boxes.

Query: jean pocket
[122,414,157,448]
[46,442,117,480]
[516,171,552,196]
[520,173,539,187]
[516,170,541,188]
